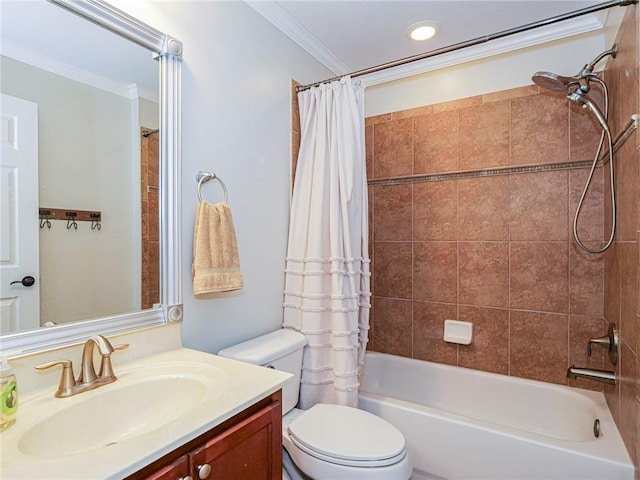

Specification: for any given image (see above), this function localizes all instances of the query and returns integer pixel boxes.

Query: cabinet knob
[177,477,193,480]
[197,464,212,479]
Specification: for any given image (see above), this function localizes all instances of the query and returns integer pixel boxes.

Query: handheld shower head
[531,71,579,92]
[532,45,618,96]
[567,89,610,132]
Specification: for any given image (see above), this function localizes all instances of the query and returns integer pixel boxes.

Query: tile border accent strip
[368,160,595,187]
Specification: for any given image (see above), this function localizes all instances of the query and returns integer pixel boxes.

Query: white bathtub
[359,352,633,480]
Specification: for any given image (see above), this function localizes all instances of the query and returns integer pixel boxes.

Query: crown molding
[246,1,346,75]
[360,13,606,87]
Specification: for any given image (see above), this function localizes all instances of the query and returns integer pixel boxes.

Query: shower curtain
[283,76,370,409]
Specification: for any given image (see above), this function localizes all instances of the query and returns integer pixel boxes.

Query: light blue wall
[115,1,333,354]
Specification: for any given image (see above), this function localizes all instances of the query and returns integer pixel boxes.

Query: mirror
[0,0,183,354]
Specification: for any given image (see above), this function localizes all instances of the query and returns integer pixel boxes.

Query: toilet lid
[287,404,406,465]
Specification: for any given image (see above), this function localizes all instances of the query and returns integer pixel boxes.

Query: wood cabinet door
[142,454,190,480]
[189,402,282,480]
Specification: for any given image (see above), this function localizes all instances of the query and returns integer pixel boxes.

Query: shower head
[532,45,618,95]
[567,89,609,133]
[531,71,579,92]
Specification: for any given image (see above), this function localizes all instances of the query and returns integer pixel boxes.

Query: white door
[0,93,39,334]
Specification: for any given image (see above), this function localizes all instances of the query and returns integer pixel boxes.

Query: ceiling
[247,1,616,79]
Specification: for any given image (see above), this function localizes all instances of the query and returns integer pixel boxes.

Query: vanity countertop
[0,347,291,479]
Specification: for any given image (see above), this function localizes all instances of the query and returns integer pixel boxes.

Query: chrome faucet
[567,366,616,385]
[35,335,129,398]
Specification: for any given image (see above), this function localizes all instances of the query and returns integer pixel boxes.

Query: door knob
[10,276,35,287]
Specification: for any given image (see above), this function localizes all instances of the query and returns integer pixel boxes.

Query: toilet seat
[287,404,406,467]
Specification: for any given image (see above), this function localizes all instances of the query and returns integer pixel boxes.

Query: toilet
[218,329,411,480]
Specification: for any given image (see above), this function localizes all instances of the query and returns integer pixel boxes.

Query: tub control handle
[587,322,618,365]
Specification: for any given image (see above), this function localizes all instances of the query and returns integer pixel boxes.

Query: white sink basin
[19,376,207,458]
[16,361,225,459]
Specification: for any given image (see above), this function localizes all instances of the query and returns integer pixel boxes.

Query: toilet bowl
[218,329,411,480]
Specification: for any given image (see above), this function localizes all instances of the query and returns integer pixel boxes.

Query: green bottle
[0,355,18,431]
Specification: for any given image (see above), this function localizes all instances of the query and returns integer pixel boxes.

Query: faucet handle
[587,322,618,365]
[98,343,129,381]
[35,360,77,398]
[113,343,129,352]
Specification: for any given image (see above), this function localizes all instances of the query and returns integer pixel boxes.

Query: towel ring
[196,171,228,203]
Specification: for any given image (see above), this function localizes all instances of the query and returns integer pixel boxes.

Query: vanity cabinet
[127,391,282,480]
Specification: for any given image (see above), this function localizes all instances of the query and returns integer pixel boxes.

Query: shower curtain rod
[296,0,637,92]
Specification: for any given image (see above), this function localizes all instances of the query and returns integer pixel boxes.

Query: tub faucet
[567,366,616,385]
[35,334,129,398]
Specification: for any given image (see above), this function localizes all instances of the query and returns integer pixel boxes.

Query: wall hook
[40,216,51,229]
[66,212,78,230]
[39,209,52,229]
[90,213,101,231]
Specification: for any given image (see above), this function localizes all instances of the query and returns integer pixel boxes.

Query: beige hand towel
[192,201,243,294]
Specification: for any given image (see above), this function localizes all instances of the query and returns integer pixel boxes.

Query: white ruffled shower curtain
[283,76,370,409]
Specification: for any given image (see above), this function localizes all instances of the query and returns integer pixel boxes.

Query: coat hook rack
[39,208,102,230]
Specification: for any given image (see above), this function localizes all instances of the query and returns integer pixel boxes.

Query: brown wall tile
[373,184,412,241]
[371,297,413,357]
[458,176,509,241]
[570,243,605,317]
[373,118,413,178]
[620,242,639,353]
[458,305,509,374]
[413,301,457,365]
[365,124,373,180]
[414,242,457,303]
[616,140,639,241]
[510,310,569,385]
[510,242,569,313]
[373,242,412,299]
[459,242,509,308]
[413,181,457,241]
[605,243,621,325]
[620,343,638,465]
[413,111,458,174]
[509,171,568,241]
[510,94,569,165]
[458,100,510,170]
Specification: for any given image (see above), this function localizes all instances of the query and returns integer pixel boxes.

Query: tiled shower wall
[140,129,159,310]
[365,84,611,390]
[602,4,639,474]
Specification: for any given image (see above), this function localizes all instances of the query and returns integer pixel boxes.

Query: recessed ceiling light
[407,21,439,41]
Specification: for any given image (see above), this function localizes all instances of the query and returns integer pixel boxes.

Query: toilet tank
[218,329,307,414]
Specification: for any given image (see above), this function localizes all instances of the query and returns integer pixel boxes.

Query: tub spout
[567,365,616,385]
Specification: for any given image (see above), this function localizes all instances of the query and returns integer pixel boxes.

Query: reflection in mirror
[0,0,182,355]
[0,0,159,334]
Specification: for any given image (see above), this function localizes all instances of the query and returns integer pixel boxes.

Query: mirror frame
[0,0,183,354]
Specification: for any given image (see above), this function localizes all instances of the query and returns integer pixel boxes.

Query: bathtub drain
[593,418,601,438]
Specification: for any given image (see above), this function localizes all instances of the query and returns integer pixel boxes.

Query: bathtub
[359,352,633,480]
